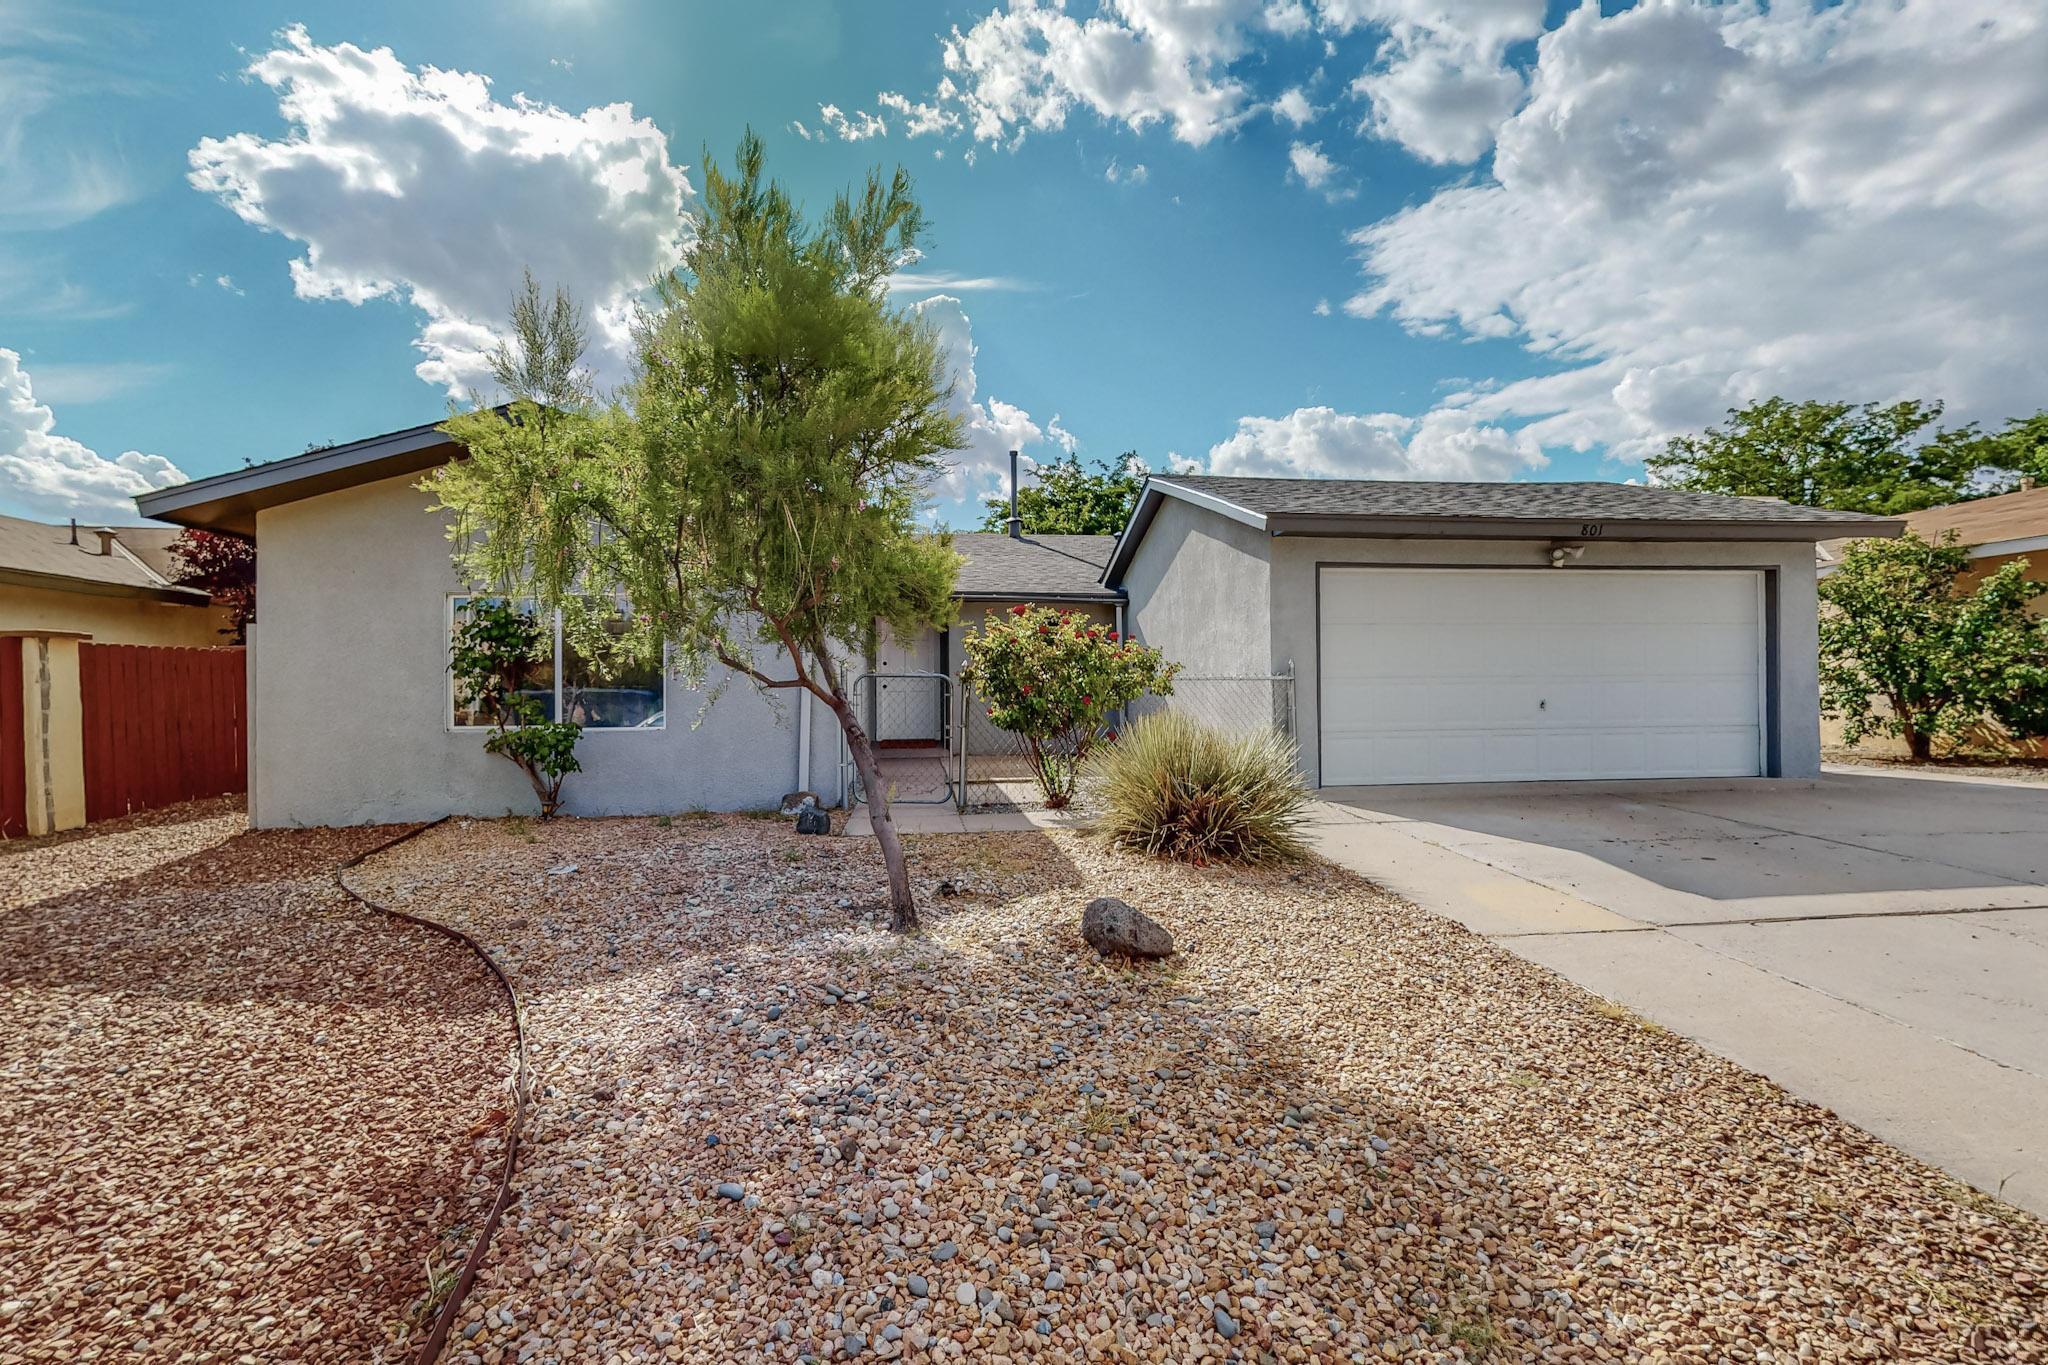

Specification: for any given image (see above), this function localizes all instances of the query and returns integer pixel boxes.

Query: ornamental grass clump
[960,604,1178,808]
[1086,710,1310,865]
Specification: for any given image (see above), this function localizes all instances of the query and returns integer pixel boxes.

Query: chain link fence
[843,672,957,806]
[958,667,1297,811]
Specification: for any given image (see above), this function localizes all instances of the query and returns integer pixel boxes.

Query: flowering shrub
[960,604,1178,807]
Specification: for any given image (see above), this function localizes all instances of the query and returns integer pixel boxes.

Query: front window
[449,596,664,729]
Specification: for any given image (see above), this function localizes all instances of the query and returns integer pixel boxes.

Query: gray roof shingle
[1159,475,1895,526]
[951,531,1117,599]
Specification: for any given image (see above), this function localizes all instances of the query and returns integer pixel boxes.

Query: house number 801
[1579,523,1605,537]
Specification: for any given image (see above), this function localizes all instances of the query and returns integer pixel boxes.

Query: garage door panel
[1318,569,1764,785]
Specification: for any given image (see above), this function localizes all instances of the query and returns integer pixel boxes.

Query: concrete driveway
[1309,768,2048,1216]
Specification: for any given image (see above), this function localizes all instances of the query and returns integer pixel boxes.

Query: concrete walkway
[1308,768,2048,1215]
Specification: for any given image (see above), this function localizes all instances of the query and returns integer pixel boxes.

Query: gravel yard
[349,814,2048,1364]
[0,810,517,1363]
[1824,750,2048,784]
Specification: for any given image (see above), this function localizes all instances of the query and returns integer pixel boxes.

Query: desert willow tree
[428,133,964,931]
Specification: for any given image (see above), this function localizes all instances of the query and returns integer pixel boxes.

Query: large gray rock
[1081,897,1175,960]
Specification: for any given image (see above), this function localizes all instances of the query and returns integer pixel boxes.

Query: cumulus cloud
[818,102,887,140]
[1331,0,1544,164]
[1287,140,1340,192]
[913,295,1063,503]
[187,26,691,397]
[1207,405,1545,480]
[1350,0,2048,462]
[0,349,186,520]
[879,0,1270,149]
[1270,86,1318,126]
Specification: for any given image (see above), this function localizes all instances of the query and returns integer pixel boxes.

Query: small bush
[1085,711,1309,865]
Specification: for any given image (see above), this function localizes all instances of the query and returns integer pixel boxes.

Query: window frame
[446,594,667,733]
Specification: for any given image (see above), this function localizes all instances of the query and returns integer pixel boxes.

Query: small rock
[1214,1306,1239,1340]
[906,1275,929,1298]
[1080,897,1174,960]
[780,790,820,815]
[929,1241,957,1262]
[954,1282,977,1306]
[713,1182,746,1201]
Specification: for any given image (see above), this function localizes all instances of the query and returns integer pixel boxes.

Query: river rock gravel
[0,812,516,1363]
[347,814,2048,1364]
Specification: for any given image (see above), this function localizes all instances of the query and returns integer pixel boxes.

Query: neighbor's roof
[0,514,211,604]
[135,413,479,535]
[1818,482,2048,568]
[951,531,1119,600]
[1104,475,1903,585]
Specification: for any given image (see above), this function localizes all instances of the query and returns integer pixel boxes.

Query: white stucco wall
[252,472,842,827]
[1118,498,1825,786]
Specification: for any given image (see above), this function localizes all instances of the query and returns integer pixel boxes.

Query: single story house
[0,514,227,648]
[1105,476,1897,787]
[134,420,1121,825]
[136,419,1897,823]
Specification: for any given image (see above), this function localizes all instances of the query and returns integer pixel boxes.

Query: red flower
[1020,685,1032,696]
[1009,604,1028,616]
[1081,695,1093,705]
[1108,630,1120,641]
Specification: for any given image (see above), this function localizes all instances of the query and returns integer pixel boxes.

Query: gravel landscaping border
[1824,750,2048,784]
[0,811,519,1363]
[335,819,534,1365]
[348,814,2048,1364]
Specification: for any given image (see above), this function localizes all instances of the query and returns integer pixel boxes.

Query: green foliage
[1972,412,2048,486]
[961,604,1178,807]
[978,453,1146,535]
[449,600,583,817]
[1819,532,2048,759]
[1646,397,2022,514]
[1085,711,1309,865]
[425,131,963,928]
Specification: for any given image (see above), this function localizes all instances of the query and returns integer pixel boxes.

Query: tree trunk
[832,698,919,932]
[1904,723,1933,762]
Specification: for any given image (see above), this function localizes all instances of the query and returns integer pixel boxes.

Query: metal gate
[842,671,958,806]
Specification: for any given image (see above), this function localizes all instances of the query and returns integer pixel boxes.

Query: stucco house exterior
[137,418,1898,824]
[1104,476,1897,787]
[134,420,1120,826]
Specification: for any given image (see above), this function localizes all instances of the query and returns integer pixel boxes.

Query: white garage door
[1319,568,1765,785]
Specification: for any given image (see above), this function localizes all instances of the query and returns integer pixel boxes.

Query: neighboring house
[1818,480,2048,614]
[1818,479,2048,758]
[135,421,1121,826]
[0,514,227,647]
[1105,476,1897,787]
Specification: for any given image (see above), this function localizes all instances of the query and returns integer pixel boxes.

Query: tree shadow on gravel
[363,816,1516,1361]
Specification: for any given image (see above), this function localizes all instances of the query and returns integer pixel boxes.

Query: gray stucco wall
[1117,497,1824,786]
[252,472,842,827]
[1121,496,1275,676]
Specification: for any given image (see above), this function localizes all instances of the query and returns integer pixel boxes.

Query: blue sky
[4,1,2045,527]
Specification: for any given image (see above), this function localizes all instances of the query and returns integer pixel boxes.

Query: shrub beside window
[449,598,585,818]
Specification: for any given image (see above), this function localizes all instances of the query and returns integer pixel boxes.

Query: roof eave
[1103,477,1269,588]
[1262,513,1906,541]
[134,415,477,535]
[0,566,214,605]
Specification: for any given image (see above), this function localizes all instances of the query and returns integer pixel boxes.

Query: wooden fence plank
[1,638,23,838]
[77,644,246,823]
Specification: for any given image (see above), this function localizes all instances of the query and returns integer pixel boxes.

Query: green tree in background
[1973,412,2048,487]
[1819,532,2048,760]
[979,452,1146,535]
[427,132,962,930]
[1646,397,2021,514]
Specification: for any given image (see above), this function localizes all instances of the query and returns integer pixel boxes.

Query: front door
[873,625,944,744]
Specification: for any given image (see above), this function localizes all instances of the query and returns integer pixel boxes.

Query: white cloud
[1262,1,1313,38]
[894,0,1268,149]
[18,361,172,406]
[0,349,186,520]
[1349,0,2048,463]
[1312,298,1331,316]
[1271,86,1318,126]
[818,102,887,141]
[887,269,1037,294]
[187,26,691,397]
[1206,405,1545,480]
[1287,140,1337,189]
[1104,157,1148,185]
[877,89,962,137]
[1330,0,1544,164]
[913,294,1064,503]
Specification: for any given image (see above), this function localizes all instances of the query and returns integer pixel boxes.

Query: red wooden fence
[79,644,246,823]
[1,638,23,838]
